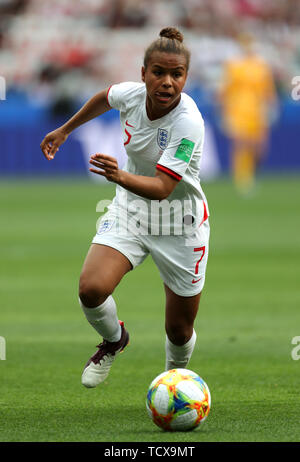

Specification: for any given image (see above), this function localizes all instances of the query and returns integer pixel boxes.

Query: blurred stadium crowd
[0,0,300,114]
[0,0,299,179]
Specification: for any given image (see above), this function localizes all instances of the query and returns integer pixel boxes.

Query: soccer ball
[146,368,211,431]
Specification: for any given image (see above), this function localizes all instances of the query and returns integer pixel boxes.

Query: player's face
[142,51,188,119]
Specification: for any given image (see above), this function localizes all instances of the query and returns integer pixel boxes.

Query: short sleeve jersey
[107,81,209,230]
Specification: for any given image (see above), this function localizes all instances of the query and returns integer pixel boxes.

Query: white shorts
[92,209,210,297]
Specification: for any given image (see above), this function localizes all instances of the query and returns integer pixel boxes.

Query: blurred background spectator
[0,0,299,179]
[218,34,278,195]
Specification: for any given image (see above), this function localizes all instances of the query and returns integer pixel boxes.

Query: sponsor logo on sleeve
[174,138,195,163]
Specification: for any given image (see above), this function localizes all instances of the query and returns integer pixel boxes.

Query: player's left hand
[89,153,121,183]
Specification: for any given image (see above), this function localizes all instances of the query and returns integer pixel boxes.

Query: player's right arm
[40,88,111,160]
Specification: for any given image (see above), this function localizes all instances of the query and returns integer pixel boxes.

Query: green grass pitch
[0,175,299,442]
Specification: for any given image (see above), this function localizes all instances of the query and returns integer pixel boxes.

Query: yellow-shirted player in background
[219,34,277,195]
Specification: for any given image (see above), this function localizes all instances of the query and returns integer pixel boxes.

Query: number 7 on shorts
[192,246,205,283]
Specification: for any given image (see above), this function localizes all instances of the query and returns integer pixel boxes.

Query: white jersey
[106,81,209,234]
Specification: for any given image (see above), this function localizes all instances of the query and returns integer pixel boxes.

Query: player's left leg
[148,211,209,371]
[164,284,201,371]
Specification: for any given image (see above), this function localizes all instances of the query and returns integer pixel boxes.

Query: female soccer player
[219,34,277,195]
[40,27,210,388]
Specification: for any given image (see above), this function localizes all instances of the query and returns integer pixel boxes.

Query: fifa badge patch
[157,129,169,150]
[175,138,195,163]
[97,219,114,235]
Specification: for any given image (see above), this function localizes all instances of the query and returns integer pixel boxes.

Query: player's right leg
[79,244,132,388]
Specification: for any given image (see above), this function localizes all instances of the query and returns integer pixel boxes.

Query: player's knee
[78,275,112,308]
[166,323,192,346]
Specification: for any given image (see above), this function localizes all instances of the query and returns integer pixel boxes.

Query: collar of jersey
[142,94,183,127]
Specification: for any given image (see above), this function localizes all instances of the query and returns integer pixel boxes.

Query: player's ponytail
[144,27,190,71]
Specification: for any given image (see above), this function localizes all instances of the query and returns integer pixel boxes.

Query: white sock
[79,295,121,343]
[165,329,197,371]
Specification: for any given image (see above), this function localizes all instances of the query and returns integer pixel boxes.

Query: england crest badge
[157,128,169,150]
[97,218,115,235]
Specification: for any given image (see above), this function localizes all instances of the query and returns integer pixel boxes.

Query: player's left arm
[89,153,178,200]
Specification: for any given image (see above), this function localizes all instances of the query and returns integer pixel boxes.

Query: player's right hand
[40,127,69,160]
